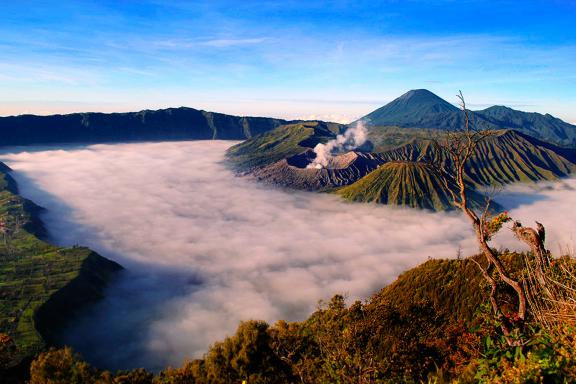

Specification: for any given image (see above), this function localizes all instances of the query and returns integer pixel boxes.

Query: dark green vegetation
[0,164,121,371]
[0,108,291,146]
[336,161,498,211]
[225,121,339,171]
[359,89,576,146]
[25,253,576,383]
[379,130,576,187]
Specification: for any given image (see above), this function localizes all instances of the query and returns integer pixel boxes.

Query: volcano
[358,89,576,146]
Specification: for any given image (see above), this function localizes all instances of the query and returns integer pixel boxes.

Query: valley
[1,89,576,381]
[0,141,478,370]
[1,139,575,375]
[3,0,576,380]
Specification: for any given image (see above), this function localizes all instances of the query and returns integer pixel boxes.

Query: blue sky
[1,0,575,123]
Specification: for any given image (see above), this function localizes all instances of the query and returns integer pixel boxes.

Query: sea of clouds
[1,141,575,371]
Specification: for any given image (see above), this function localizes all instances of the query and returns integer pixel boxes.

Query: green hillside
[226,122,576,212]
[0,165,121,369]
[225,121,338,171]
[477,105,576,146]
[373,254,519,325]
[379,130,576,187]
[366,125,441,153]
[336,161,497,211]
[26,253,545,383]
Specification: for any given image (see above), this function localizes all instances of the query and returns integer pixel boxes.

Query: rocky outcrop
[251,151,387,191]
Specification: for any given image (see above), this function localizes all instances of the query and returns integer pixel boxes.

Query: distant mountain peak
[483,105,512,111]
[399,89,444,100]
[357,89,576,146]
[396,89,455,106]
[360,89,459,127]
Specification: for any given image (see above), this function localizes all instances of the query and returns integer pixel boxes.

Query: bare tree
[431,91,527,345]
[513,221,576,329]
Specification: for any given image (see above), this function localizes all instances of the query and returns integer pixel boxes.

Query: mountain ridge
[0,107,292,146]
[379,129,576,187]
[2,90,574,147]
[359,89,576,146]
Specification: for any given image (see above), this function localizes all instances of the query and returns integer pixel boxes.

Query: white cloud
[201,37,269,47]
[1,141,574,371]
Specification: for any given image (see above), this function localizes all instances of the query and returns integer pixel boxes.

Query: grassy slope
[336,161,499,211]
[378,129,576,187]
[367,126,442,153]
[0,167,121,366]
[335,161,450,210]
[146,253,526,383]
[469,130,576,185]
[378,258,482,320]
[225,121,336,171]
[336,161,448,210]
[372,257,487,323]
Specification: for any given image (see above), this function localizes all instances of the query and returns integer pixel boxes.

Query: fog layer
[0,141,574,371]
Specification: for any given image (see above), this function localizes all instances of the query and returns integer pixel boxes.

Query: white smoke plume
[307,121,368,169]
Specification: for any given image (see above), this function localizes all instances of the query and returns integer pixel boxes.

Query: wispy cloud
[147,37,270,50]
[0,62,102,86]
[201,37,270,47]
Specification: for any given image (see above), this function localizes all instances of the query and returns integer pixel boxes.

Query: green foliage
[484,212,512,241]
[202,320,293,383]
[29,347,154,384]
[474,327,576,383]
[30,347,100,384]
[0,333,17,369]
